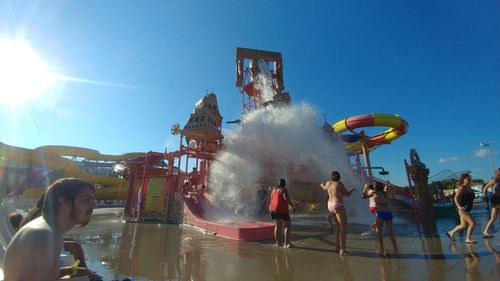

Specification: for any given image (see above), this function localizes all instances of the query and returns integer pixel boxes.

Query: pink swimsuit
[328,201,344,213]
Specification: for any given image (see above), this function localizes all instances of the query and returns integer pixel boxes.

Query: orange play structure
[114,48,296,240]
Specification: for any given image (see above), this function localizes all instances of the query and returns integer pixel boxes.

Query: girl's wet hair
[374,182,384,191]
[279,178,286,187]
[458,173,471,186]
[331,171,341,181]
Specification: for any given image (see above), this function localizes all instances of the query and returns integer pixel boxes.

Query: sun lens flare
[0,37,56,106]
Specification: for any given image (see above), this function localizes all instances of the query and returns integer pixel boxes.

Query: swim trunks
[271,212,291,221]
[376,211,393,221]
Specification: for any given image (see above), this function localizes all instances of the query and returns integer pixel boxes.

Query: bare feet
[446,231,455,242]
[393,249,400,257]
[483,233,493,239]
[377,249,385,257]
[339,249,348,256]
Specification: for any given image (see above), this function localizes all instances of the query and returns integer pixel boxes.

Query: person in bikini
[447,173,477,243]
[320,171,356,255]
[482,168,500,238]
[366,182,399,257]
[326,196,335,231]
[269,178,296,248]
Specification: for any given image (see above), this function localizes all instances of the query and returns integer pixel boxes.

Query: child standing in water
[320,171,356,255]
[362,182,377,233]
[367,182,399,257]
[269,178,296,248]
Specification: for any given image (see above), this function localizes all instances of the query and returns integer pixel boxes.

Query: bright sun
[0,37,56,106]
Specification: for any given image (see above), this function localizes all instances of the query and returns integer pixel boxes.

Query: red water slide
[182,194,274,241]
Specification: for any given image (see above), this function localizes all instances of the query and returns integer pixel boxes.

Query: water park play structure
[115,47,292,240]
[0,142,145,200]
[108,47,412,241]
[1,47,413,241]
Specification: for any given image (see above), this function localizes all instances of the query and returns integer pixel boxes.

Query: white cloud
[474,148,489,158]
[438,156,459,163]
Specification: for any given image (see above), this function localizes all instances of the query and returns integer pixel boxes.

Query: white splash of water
[253,71,275,103]
[209,102,369,221]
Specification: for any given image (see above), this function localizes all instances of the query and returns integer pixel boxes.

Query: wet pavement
[67,208,500,281]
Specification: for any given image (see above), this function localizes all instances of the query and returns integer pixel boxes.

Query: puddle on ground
[66,208,500,281]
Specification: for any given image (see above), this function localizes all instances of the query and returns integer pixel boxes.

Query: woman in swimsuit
[367,182,399,257]
[320,171,356,255]
[482,168,500,238]
[447,173,477,243]
[269,178,296,248]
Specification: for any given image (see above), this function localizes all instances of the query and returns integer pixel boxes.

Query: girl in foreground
[367,182,399,257]
[447,173,476,243]
[320,171,356,255]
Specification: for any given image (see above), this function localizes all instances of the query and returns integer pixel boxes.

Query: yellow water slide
[0,142,145,199]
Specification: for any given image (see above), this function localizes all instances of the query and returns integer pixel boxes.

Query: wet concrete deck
[67,208,500,281]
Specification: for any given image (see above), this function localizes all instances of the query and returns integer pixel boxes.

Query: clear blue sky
[0,0,498,186]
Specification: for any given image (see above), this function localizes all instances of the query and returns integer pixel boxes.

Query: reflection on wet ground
[67,208,500,281]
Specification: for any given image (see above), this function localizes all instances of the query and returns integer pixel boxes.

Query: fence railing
[1,198,126,213]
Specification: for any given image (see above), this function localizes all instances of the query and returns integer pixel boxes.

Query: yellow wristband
[71,259,80,276]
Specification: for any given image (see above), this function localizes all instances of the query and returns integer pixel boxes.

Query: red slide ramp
[181,194,274,241]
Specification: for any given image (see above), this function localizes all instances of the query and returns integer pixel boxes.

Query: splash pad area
[61,207,499,281]
[2,204,499,280]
